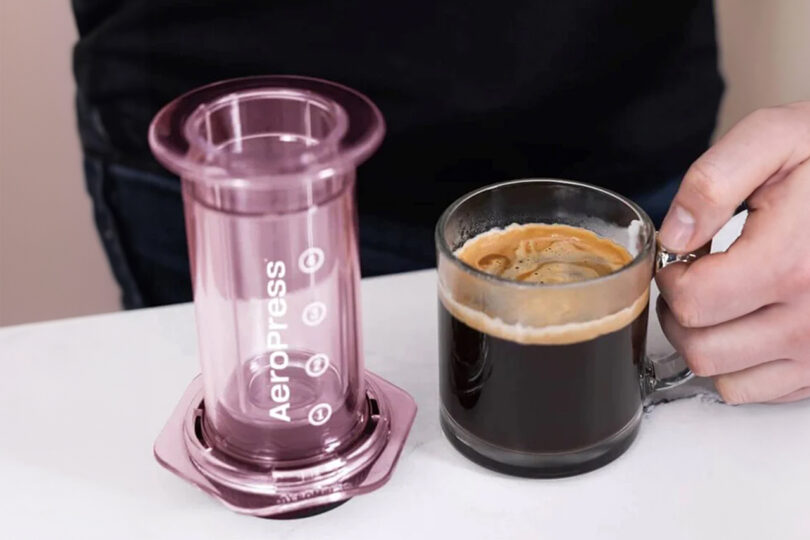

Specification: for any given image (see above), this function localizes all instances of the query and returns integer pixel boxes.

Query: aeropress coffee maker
[149,76,417,518]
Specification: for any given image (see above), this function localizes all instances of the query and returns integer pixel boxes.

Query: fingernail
[660,205,695,252]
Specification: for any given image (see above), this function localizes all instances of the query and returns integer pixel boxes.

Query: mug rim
[434,178,656,290]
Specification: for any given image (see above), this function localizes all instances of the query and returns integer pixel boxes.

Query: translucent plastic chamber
[149,78,414,514]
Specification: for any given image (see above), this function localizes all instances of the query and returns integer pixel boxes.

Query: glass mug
[436,179,707,477]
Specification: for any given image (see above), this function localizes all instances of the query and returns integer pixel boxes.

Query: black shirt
[73,0,723,234]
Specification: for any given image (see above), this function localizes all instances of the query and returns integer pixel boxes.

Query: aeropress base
[154,373,416,519]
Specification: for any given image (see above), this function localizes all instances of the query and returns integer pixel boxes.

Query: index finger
[655,222,780,328]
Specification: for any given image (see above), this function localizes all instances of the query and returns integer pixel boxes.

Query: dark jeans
[83,157,679,309]
[83,157,443,309]
[83,158,191,308]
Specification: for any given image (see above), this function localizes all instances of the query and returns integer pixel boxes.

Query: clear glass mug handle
[643,236,712,395]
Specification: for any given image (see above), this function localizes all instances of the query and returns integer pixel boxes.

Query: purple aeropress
[148,76,416,518]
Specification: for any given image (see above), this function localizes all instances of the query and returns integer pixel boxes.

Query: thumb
[659,103,810,253]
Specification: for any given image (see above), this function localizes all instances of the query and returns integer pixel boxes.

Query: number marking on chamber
[308,403,332,426]
[302,301,327,326]
[298,247,325,274]
[305,353,330,377]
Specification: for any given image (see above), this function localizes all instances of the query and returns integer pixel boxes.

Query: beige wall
[1,1,809,325]
[715,0,810,135]
[0,1,119,325]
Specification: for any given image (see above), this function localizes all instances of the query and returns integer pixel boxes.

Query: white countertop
[2,212,809,540]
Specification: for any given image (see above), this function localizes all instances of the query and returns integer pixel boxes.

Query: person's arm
[656,101,810,404]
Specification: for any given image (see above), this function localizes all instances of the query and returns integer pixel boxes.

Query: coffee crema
[441,223,648,345]
[455,223,632,284]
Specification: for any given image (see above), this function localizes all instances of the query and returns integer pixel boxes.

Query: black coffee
[439,303,647,462]
[439,223,649,476]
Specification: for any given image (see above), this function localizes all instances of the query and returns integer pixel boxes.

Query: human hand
[656,101,810,404]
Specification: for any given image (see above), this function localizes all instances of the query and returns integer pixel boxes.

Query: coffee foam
[439,283,648,345]
[455,223,632,284]
[443,223,648,345]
